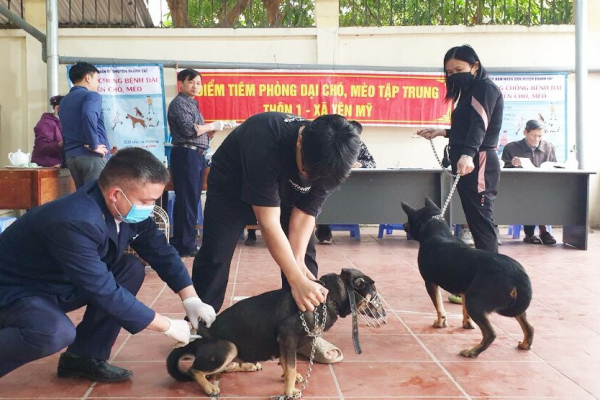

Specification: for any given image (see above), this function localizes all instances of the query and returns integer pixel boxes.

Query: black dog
[166,268,385,397]
[401,198,534,357]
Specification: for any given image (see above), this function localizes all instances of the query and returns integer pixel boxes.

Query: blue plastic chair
[377,224,405,238]
[329,224,361,241]
[166,191,203,234]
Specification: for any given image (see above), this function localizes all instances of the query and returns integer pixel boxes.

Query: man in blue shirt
[60,62,110,188]
[0,148,216,382]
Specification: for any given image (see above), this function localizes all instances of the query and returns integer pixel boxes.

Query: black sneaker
[57,352,132,383]
[244,236,256,246]
[180,246,200,258]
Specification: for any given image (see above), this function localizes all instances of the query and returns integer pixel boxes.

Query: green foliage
[176,0,315,28]
[339,0,573,27]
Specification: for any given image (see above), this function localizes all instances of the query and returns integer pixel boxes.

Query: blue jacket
[0,182,192,333]
[59,86,109,159]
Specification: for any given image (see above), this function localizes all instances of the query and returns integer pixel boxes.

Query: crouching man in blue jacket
[0,147,215,382]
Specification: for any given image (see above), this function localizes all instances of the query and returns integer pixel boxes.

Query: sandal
[540,231,557,245]
[297,337,343,364]
[448,294,462,304]
[523,235,542,244]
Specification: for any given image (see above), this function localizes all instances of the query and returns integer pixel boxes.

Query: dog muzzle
[344,283,388,355]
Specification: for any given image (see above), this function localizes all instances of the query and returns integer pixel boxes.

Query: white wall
[1,21,599,226]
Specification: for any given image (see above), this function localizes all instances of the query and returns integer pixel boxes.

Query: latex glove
[209,121,226,131]
[222,120,238,129]
[162,317,191,344]
[183,297,217,329]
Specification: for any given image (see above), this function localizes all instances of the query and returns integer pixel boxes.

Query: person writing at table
[0,148,216,381]
[416,45,504,304]
[501,119,557,245]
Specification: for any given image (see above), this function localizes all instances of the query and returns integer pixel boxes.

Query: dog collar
[343,281,363,355]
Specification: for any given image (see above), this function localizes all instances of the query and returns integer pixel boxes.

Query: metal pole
[47,0,60,109]
[575,0,587,169]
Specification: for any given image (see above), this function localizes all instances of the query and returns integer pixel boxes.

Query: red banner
[193,70,451,127]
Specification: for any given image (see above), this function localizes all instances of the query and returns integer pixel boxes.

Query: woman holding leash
[417,45,504,256]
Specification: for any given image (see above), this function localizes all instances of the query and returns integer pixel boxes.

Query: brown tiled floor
[2,226,599,399]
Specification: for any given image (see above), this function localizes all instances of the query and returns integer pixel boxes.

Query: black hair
[443,45,487,102]
[68,62,100,84]
[50,95,64,107]
[177,68,201,82]
[349,120,363,135]
[301,114,361,189]
[98,147,170,190]
[525,119,545,131]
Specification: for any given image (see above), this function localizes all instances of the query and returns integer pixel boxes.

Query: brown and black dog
[402,198,534,357]
[126,114,146,129]
[166,268,385,397]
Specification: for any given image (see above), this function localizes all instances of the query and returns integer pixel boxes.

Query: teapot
[8,149,31,166]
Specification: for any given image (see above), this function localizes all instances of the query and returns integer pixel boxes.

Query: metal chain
[429,139,460,218]
[271,303,327,400]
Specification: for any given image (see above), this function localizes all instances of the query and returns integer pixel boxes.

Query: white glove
[183,297,217,329]
[222,120,238,129]
[163,317,191,344]
[209,121,226,131]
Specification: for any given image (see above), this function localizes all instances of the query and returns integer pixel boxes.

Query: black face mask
[447,71,475,89]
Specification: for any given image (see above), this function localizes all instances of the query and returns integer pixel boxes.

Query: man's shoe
[57,352,132,382]
[244,236,256,246]
[318,238,332,245]
[180,246,200,258]
[458,228,474,246]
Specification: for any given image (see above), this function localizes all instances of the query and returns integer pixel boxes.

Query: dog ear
[401,201,416,216]
[424,197,438,209]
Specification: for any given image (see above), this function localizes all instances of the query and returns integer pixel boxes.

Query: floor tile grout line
[383,299,472,400]
[327,363,345,400]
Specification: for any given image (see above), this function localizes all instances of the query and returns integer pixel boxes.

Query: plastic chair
[166,191,203,234]
[507,225,552,239]
[329,224,361,241]
[377,224,405,238]
[0,216,17,234]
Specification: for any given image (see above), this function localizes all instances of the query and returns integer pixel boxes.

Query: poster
[193,70,451,127]
[67,64,168,161]
[490,73,568,162]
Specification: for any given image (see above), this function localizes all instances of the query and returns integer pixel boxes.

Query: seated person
[31,95,64,167]
[316,121,376,244]
[501,119,557,245]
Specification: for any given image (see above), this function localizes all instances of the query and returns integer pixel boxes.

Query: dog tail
[166,345,195,382]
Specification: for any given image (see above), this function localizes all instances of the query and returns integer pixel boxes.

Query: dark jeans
[192,189,318,312]
[0,255,145,377]
[170,146,206,255]
[452,149,500,253]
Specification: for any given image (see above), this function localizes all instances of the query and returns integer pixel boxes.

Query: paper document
[517,157,536,169]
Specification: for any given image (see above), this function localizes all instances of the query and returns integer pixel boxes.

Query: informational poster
[490,73,568,162]
[193,70,451,127]
[67,64,168,161]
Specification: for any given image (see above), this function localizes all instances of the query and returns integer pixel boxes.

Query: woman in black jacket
[417,45,504,254]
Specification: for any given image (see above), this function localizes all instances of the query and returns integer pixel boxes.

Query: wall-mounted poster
[67,64,168,161]
[490,73,568,162]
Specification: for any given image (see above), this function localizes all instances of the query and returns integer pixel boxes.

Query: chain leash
[270,303,328,400]
[429,139,460,219]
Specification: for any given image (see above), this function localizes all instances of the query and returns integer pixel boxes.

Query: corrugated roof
[1,0,154,27]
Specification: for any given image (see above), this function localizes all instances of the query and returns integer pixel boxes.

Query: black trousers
[0,255,145,377]
[170,146,206,255]
[192,188,318,312]
[452,149,500,253]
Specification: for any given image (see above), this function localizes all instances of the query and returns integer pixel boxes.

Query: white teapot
[8,149,31,166]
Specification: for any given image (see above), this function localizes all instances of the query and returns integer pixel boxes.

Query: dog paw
[462,319,476,329]
[459,348,480,358]
[253,362,263,371]
[518,341,532,350]
[295,372,305,383]
[285,388,302,397]
[432,318,447,328]
[203,385,221,396]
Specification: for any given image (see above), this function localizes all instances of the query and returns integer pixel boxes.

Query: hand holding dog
[415,128,446,140]
[163,317,192,344]
[290,276,328,312]
[183,297,217,329]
